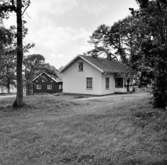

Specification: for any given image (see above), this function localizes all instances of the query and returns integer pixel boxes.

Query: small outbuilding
[32,72,63,94]
[61,55,132,95]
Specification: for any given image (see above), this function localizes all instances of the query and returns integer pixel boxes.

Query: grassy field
[0,93,167,165]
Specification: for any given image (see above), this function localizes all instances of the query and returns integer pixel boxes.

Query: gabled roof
[32,72,62,82]
[61,55,131,74]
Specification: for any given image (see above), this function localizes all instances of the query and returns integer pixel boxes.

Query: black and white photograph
[0,0,167,164]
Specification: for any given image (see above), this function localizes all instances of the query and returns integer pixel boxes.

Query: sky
[5,0,138,69]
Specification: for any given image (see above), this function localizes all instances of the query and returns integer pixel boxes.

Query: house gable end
[32,72,61,83]
[61,56,104,74]
[33,73,53,84]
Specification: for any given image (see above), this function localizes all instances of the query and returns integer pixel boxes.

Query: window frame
[86,77,93,90]
[115,78,124,88]
[58,84,62,90]
[47,84,52,90]
[105,77,110,90]
[36,84,42,90]
[78,62,83,72]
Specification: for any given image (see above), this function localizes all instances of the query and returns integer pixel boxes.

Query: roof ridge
[80,55,126,65]
[61,55,131,73]
[32,72,62,82]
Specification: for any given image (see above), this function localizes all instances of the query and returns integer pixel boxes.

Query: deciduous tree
[24,54,45,95]
[0,0,31,107]
[134,0,167,108]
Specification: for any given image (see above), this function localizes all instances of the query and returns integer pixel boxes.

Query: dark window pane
[78,62,83,72]
[105,77,110,89]
[115,78,123,88]
[86,77,93,89]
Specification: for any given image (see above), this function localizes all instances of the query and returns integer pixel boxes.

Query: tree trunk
[13,0,24,108]
[6,66,10,94]
[127,78,130,92]
[7,79,10,94]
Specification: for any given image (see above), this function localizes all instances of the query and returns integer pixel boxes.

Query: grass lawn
[0,93,167,165]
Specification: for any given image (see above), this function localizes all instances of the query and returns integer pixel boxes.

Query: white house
[61,55,132,95]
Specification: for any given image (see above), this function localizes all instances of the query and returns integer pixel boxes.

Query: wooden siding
[32,73,62,94]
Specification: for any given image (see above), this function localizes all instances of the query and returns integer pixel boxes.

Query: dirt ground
[0,92,166,165]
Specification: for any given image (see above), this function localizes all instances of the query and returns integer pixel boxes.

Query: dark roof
[32,72,62,82]
[61,55,131,73]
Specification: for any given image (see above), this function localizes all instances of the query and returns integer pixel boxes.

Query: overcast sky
[5,0,138,69]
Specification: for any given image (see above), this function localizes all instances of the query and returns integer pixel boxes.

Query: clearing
[0,93,166,165]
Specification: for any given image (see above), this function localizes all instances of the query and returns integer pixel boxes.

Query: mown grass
[0,94,166,165]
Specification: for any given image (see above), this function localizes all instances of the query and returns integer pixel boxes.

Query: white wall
[62,59,103,95]
[62,59,127,95]
[101,75,127,95]
[101,74,115,95]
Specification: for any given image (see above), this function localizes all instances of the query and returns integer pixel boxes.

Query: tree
[0,0,31,107]
[89,6,167,91]
[88,18,139,66]
[24,54,45,95]
[0,25,12,64]
[0,20,33,94]
[24,54,60,95]
[0,24,15,93]
[38,63,61,78]
[134,0,167,108]
[0,49,16,93]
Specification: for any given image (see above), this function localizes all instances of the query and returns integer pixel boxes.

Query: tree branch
[22,0,30,15]
[0,5,16,12]
[0,0,16,13]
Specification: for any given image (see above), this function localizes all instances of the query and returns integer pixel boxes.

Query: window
[36,84,42,90]
[78,62,83,72]
[86,77,93,89]
[115,78,123,88]
[105,77,110,89]
[58,84,62,90]
[47,84,52,90]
